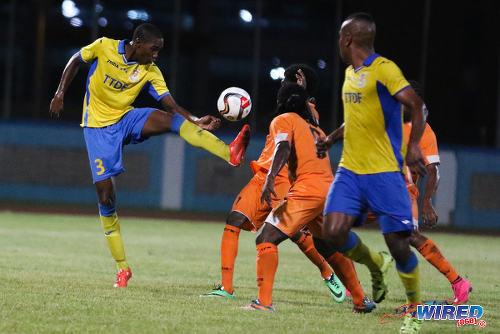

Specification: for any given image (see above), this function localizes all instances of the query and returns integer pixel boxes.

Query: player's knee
[313,237,336,258]
[256,224,287,246]
[409,232,427,249]
[289,231,303,243]
[322,220,347,243]
[385,232,412,264]
[226,211,247,229]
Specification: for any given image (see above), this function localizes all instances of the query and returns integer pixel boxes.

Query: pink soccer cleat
[452,277,472,303]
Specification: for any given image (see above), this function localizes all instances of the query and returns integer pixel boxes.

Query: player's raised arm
[395,88,427,176]
[160,94,221,131]
[49,52,83,118]
[316,123,345,158]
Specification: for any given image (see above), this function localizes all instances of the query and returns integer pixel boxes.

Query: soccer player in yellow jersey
[316,13,427,333]
[49,23,250,287]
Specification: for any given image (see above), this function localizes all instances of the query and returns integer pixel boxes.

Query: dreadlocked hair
[275,83,317,125]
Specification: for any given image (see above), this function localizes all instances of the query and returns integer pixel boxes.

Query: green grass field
[0,211,498,334]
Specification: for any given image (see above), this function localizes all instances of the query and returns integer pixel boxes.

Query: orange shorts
[265,194,326,237]
[231,172,290,232]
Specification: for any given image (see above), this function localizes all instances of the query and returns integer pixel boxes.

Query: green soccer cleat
[323,273,346,303]
[371,251,393,303]
[200,285,235,298]
[400,316,423,333]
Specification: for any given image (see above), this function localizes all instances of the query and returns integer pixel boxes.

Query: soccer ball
[217,87,252,121]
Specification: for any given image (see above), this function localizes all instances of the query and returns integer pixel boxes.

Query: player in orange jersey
[202,65,368,308]
[404,81,472,303]
[241,82,375,312]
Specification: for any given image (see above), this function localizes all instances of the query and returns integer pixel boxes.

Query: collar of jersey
[354,53,380,72]
[118,39,137,65]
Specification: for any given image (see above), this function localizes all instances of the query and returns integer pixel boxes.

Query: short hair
[132,23,163,43]
[283,64,319,95]
[408,80,424,99]
[346,12,375,24]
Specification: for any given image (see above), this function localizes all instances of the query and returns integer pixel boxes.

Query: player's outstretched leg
[96,179,132,288]
[411,233,472,303]
[291,231,345,303]
[201,212,248,298]
[340,231,393,303]
[143,110,251,166]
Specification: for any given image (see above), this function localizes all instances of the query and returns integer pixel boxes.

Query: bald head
[340,12,376,50]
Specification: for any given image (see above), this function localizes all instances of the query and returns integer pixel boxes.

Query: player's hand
[260,177,277,207]
[406,143,427,177]
[421,200,438,228]
[315,135,333,159]
[49,92,64,119]
[296,69,307,89]
[196,115,221,131]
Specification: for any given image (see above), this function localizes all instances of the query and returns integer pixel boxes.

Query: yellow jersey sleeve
[145,65,170,101]
[376,60,410,96]
[79,38,105,63]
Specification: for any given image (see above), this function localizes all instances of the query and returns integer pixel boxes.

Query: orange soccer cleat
[229,124,251,166]
[114,268,132,288]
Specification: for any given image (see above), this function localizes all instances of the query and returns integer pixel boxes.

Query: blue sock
[170,113,186,134]
[339,231,359,252]
[98,203,116,217]
[396,252,418,273]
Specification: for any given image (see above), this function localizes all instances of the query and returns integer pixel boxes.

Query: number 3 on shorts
[94,159,105,175]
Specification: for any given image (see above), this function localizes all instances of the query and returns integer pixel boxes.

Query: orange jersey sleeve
[250,134,289,178]
[309,102,320,123]
[404,122,439,193]
[269,113,333,185]
[419,124,439,165]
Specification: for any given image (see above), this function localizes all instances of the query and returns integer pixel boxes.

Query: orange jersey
[250,102,319,178]
[250,134,289,179]
[268,112,333,197]
[404,122,439,198]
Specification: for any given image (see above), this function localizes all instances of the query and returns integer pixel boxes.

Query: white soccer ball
[217,87,252,121]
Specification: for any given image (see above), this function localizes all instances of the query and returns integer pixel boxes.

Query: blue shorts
[83,108,155,183]
[323,167,413,234]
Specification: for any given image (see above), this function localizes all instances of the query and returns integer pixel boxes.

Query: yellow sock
[396,253,420,306]
[343,237,383,272]
[398,265,421,305]
[179,120,230,161]
[100,213,129,270]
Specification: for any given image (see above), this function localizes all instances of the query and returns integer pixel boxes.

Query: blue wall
[1,121,500,230]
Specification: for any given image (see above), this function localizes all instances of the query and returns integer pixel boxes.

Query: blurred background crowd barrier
[1,122,499,230]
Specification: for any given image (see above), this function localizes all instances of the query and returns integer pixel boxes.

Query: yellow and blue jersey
[339,53,410,174]
[79,37,170,127]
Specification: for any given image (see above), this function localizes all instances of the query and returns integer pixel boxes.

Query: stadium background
[0,0,499,230]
